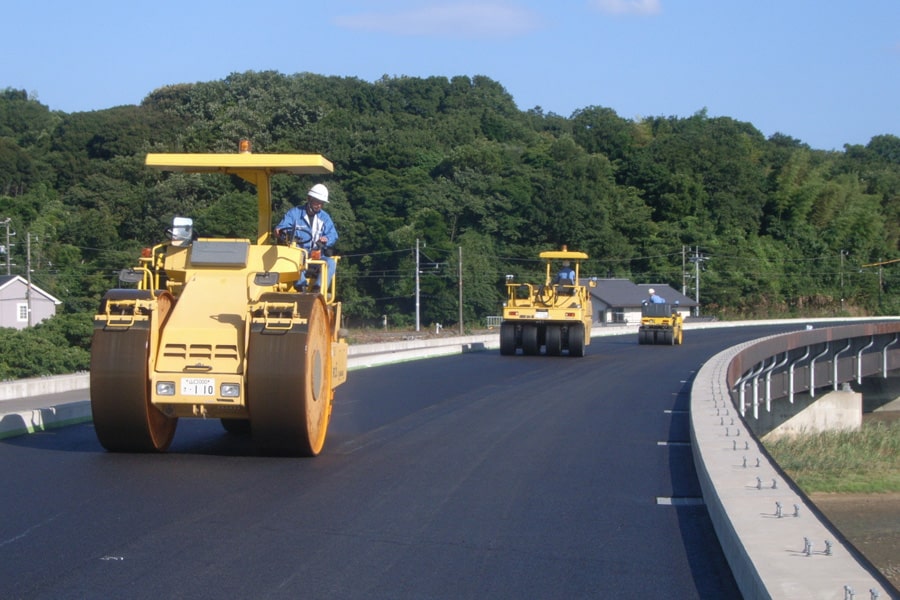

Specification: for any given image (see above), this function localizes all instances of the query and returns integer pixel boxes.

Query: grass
[764,420,900,494]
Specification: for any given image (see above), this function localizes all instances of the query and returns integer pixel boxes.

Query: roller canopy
[539,250,589,260]
[145,151,334,245]
[145,153,334,175]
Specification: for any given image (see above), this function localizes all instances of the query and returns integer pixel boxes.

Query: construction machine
[499,247,595,357]
[637,302,684,345]
[90,143,347,456]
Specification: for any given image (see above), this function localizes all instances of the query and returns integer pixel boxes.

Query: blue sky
[3,0,898,151]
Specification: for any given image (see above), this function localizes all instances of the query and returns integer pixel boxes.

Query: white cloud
[589,0,662,16]
[333,2,542,38]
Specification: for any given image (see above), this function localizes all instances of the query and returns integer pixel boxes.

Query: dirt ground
[808,410,900,593]
[809,491,900,592]
[345,327,494,344]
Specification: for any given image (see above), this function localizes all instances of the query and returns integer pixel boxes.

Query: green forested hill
[0,72,898,377]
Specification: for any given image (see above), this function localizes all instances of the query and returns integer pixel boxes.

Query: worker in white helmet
[274,183,339,291]
[647,288,666,304]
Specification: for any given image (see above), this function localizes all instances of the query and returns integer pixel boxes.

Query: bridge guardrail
[691,320,900,599]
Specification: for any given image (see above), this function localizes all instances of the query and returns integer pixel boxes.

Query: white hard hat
[648,288,655,295]
[308,183,329,203]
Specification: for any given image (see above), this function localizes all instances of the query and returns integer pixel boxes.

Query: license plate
[182,377,215,396]
[536,311,549,318]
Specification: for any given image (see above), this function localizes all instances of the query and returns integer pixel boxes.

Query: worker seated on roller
[645,288,666,304]
[274,183,339,292]
[553,261,576,295]
[553,261,576,286]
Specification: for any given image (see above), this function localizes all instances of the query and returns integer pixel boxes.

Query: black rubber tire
[522,325,540,356]
[546,325,562,356]
[569,323,586,357]
[500,322,517,356]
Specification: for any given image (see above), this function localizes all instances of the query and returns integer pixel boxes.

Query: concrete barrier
[691,341,894,599]
[0,373,90,401]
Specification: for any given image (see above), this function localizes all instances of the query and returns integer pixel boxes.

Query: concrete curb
[0,400,93,440]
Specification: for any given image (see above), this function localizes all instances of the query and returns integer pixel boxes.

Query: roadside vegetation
[765,420,900,493]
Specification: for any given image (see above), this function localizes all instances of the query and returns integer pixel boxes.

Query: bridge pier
[760,388,862,441]
[855,370,900,413]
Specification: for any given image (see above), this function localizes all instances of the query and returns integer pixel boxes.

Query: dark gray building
[588,279,697,325]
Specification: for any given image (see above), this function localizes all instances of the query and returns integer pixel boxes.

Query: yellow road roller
[90,144,347,456]
[499,247,595,357]
[637,302,684,345]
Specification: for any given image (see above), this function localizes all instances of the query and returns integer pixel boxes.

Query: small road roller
[637,302,684,345]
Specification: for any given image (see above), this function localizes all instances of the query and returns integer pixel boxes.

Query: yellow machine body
[637,303,684,345]
[90,147,347,456]
[499,248,595,357]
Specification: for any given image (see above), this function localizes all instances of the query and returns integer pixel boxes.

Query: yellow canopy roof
[145,153,334,175]
[539,250,589,260]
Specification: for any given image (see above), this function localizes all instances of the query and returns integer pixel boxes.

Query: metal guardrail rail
[729,322,900,420]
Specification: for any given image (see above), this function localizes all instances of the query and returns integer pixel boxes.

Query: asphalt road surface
[0,325,800,599]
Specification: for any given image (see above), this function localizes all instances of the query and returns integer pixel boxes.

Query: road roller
[637,302,684,345]
[90,144,348,456]
[499,246,595,357]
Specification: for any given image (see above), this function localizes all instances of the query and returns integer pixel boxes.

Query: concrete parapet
[691,344,892,599]
[0,373,89,401]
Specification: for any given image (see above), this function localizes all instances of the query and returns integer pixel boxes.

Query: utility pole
[415,238,421,332]
[681,245,687,295]
[694,247,700,315]
[26,232,33,327]
[840,250,847,313]
[861,257,898,308]
[458,246,463,335]
[689,247,708,317]
[1,217,12,275]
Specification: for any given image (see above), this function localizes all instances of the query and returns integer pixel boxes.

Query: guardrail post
[856,336,875,384]
[788,346,811,404]
[809,342,830,397]
[881,333,898,378]
[833,340,852,391]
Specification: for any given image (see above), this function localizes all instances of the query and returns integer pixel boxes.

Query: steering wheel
[537,284,555,305]
[275,228,314,247]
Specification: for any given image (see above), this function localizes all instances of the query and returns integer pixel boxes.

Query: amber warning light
[239,139,251,153]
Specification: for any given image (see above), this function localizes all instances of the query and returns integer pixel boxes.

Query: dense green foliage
[1,73,898,376]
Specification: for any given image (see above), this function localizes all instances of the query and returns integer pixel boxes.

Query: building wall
[0,281,58,330]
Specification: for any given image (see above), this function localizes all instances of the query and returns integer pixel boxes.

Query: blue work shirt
[275,204,338,250]
[556,268,576,283]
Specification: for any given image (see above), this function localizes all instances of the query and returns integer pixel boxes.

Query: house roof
[586,278,697,308]
[0,275,63,305]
